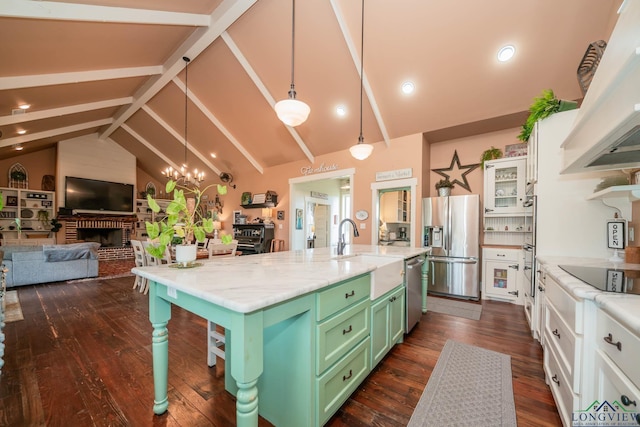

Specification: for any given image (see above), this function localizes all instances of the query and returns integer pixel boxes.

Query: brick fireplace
[61,216,136,261]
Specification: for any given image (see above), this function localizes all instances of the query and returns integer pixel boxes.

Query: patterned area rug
[4,290,24,322]
[427,296,482,320]
[408,340,516,427]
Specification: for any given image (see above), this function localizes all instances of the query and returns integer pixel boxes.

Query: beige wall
[0,147,56,190]
[231,133,425,247]
[429,127,522,202]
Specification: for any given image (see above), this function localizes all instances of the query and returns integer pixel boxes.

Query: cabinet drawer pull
[342,325,353,335]
[621,395,637,407]
[552,329,560,339]
[538,285,545,292]
[345,290,355,299]
[389,296,397,302]
[551,374,560,386]
[342,369,353,381]
[604,333,622,351]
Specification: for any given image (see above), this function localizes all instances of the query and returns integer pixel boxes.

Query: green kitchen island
[133,245,428,427]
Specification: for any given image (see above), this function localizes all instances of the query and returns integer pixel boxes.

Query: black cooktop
[558,265,639,294]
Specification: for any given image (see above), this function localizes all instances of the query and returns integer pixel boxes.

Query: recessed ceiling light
[336,105,346,116]
[401,81,415,94]
[17,130,26,135]
[210,153,217,158]
[14,144,23,151]
[497,45,515,62]
[19,104,30,110]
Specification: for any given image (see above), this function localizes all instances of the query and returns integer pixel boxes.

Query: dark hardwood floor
[1,275,561,426]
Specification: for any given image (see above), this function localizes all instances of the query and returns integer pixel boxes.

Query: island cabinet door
[371,285,405,367]
[371,296,391,366]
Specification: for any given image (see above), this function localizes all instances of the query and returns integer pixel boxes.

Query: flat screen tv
[65,176,134,214]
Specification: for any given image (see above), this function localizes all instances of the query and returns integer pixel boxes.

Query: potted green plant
[518,89,578,142]
[481,146,503,169]
[435,178,454,197]
[145,179,231,266]
[50,217,62,233]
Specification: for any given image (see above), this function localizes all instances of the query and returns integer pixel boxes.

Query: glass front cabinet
[482,247,522,303]
[483,157,526,215]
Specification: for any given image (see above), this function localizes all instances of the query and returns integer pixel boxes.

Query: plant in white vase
[145,180,231,265]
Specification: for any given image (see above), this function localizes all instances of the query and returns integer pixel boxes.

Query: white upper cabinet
[483,157,526,215]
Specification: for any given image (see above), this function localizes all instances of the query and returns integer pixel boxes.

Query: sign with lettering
[375,168,412,182]
[300,163,339,176]
[607,220,625,249]
[606,270,625,292]
[310,191,328,199]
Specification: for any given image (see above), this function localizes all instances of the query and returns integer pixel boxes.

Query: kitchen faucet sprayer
[337,218,359,255]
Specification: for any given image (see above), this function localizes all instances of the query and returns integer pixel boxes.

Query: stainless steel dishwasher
[406,255,425,333]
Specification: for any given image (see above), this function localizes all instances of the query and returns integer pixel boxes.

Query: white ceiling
[0,0,622,183]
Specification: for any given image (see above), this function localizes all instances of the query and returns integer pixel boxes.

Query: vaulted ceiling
[0,0,622,183]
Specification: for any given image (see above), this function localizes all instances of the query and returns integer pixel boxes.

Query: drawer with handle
[545,299,581,393]
[543,337,578,427]
[316,274,370,321]
[483,247,519,262]
[316,298,370,374]
[316,337,371,426]
[596,309,640,390]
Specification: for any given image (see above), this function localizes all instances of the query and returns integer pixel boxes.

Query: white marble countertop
[133,245,429,314]
[537,255,640,336]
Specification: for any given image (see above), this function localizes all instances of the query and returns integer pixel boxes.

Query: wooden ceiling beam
[0,97,132,126]
[221,31,315,163]
[0,118,112,148]
[99,0,257,141]
[329,0,390,148]
[1,0,210,26]
[0,67,162,91]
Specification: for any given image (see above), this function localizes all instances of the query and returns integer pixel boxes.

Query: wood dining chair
[130,239,147,293]
[207,240,238,259]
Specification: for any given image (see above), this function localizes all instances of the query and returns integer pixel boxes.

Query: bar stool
[270,239,285,252]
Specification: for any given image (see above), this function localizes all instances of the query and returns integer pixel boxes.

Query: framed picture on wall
[295,209,303,230]
[277,210,285,221]
[233,210,242,225]
[6,196,17,206]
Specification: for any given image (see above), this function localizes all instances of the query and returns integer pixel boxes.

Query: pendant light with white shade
[274,0,310,127]
[349,0,373,160]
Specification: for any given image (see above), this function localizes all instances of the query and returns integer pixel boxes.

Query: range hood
[562,0,640,174]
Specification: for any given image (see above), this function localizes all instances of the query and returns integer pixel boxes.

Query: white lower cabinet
[482,247,523,304]
[541,267,583,427]
[540,261,640,427]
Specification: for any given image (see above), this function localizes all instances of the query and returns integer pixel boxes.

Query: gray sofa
[1,242,100,288]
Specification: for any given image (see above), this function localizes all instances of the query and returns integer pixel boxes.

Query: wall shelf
[586,184,640,202]
[241,202,277,209]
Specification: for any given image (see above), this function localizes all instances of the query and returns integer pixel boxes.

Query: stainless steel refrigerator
[423,194,480,300]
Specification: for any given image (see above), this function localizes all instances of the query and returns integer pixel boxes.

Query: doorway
[371,178,418,247]
[289,168,355,251]
[306,198,330,248]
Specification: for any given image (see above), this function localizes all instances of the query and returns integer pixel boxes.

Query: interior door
[313,204,330,248]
